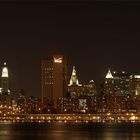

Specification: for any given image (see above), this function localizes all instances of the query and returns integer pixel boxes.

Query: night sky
[0,1,140,97]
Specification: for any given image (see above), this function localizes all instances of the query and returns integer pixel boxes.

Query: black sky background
[0,1,140,97]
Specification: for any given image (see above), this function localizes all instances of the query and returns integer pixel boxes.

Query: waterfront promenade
[0,113,140,123]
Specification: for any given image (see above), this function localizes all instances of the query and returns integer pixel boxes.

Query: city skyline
[0,1,140,140]
[0,1,140,96]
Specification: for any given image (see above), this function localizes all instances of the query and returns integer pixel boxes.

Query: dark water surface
[0,122,140,140]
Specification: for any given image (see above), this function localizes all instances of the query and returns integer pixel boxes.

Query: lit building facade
[102,69,140,114]
[113,71,131,113]
[129,75,140,113]
[68,66,97,113]
[129,75,140,96]
[0,63,11,106]
[102,69,115,113]
[68,66,82,97]
[41,55,67,111]
[1,63,10,95]
[113,72,131,96]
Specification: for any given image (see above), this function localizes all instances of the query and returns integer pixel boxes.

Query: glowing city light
[2,63,8,77]
[54,57,63,63]
[106,69,113,79]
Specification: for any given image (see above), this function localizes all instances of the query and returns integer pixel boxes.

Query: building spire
[69,66,81,86]
[2,62,8,78]
[106,68,113,79]
[1,62,10,96]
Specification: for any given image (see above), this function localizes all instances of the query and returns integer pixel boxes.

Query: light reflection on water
[0,123,140,140]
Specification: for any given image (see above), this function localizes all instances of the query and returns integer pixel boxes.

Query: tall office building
[130,75,140,96]
[102,69,115,113]
[68,66,97,113]
[113,71,131,96]
[102,69,134,113]
[69,66,81,86]
[41,55,67,110]
[68,66,82,97]
[0,62,11,106]
[129,75,140,113]
[1,62,9,95]
[104,69,114,95]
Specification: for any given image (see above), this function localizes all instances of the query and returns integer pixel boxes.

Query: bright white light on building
[131,116,136,120]
[122,71,125,74]
[54,57,63,63]
[69,66,82,86]
[113,71,116,74]
[2,64,8,77]
[134,75,140,79]
[106,69,113,79]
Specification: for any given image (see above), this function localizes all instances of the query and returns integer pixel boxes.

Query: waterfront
[0,113,140,123]
[0,123,140,140]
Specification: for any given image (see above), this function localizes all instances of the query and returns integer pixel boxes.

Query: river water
[0,122,140,140]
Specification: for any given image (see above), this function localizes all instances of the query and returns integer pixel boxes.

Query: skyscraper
[1,62,9,95]
[68,66,97,113]
[69,66,81,86]
[102,69,115,113]
[102,69,134,114]
[0,62,11,106]
[113,71,131,96]
[68,66,82,97]
[41,55,67,111]
[130,75,140,96]
[129,75,140,113]
[104,69,114,95]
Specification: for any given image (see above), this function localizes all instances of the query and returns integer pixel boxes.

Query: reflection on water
[0,123,140,140]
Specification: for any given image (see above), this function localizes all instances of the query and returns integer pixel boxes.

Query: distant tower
[104,68,114,95]
[105,68,113,79]
[68,66,82,98]
[103,68,115,113]
[69,66,81,86]
[1,62,9,95]
[0,62,11,106]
